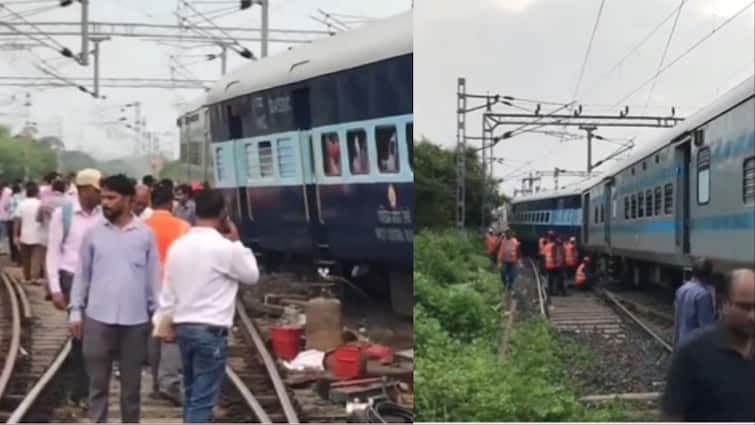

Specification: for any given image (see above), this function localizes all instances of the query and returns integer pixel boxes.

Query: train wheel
[389,271,412,318]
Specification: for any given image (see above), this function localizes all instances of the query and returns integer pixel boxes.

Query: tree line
[414,138,507,230]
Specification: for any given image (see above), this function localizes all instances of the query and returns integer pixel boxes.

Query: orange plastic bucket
[269,325,302,360]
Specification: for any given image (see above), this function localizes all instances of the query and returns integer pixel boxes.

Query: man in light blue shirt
[69,174,160,423]
[673,257,716,349]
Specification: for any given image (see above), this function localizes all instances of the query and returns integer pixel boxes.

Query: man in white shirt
[13,182,45,284]
[134,184,153,220]
[157,189,259,423]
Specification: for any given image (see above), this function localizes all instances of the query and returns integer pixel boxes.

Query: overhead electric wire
[579,0,690,101]
[642,0,687,114]
[0,4,68,50]
[610,0,754,108]
[571,0,607,102]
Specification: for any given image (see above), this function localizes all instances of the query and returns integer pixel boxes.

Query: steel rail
[224,365,272,423]
[236,299,299,423]
[0,271,21,400]
[7,272,32,321]
[602,289,673,353]
[6,338,72,424]
[528,258,547,318]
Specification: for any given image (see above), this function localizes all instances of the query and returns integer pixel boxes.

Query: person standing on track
[497,228,521,291]
[173,184,196,225]
[13,182,45,285]
[538,232,548,274]
[46,168,102,408]
[157,189,259,423]
[485,228,498,267]
[4,182,23,264]
[69,174,160,423]
[672,257,717,349]
[0,181,10,254]
[661,268,754,422]
[143,183,191,406]
[544,232,566,298]
[37,179,70,300]
[134,184,153,220]
[563,236,579,284]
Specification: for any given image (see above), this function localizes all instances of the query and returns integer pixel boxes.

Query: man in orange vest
[143,183,191,405]
[485,228,498,266]
[497,228,521,290]
[563,236,579,283]
[544,233,567,297]
[574,257,591,291]
[538,232,548,273]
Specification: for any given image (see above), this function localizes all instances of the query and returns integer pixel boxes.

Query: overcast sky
[415,0,755,195]
[0,0,410,160]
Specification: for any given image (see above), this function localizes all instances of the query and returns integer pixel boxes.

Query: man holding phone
[157,189,259,423]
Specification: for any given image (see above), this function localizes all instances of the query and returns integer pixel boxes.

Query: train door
[675,139,691,256]
[604,181,613,247]
[582,193,590,245]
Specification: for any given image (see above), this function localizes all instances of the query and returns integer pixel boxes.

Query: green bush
[414,230,636,422]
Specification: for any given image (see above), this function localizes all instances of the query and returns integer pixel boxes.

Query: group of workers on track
[485,228,591,297]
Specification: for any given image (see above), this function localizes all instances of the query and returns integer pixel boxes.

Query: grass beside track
[413,229,655,422]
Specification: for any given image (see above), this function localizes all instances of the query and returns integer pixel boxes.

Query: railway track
[526,259,673,402]
[1,265,300,423]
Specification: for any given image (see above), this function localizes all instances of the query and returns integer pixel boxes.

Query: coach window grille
[594,206,598,224]
[258,141,274,178]
[631,194,637,219]
[638,191,645,218]
[376,126,399,173]
[322,133,342,176]
[277,139,297,178]
[600,204,604,223]
[624,196,629,219]
[697,147,711,205]
[654,186,662,216]
[215,146,224,181]
[744,156,755,204]
[664,183,673,215]
[347,130,369,175]
[645,189,653,217]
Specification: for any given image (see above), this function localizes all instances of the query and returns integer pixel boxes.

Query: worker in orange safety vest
[497,228,521,290]
[574,256,591,290]
[538,232,549,275]
[485,228,498,266]
[544,233,567,297]
[563,236,579,282]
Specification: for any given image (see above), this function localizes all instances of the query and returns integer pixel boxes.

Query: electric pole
[90,36,111,97]
[579,125,597,173]
[80,0,90,66]
[261,0,269,57]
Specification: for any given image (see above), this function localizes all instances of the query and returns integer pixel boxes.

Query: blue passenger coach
[204,12,413,314]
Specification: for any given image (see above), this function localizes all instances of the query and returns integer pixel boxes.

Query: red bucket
[269,325,302,360]
[331,345,364,379]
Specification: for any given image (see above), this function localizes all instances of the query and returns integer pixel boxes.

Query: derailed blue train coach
[204,12,413,314]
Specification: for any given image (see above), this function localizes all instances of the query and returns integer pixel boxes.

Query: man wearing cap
[46,168,103,408]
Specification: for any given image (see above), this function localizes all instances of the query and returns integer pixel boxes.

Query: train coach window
[258,141,274,178]
[321,133,342,176]
[631,194,637,219]
[744,157,755,204]
[654,187,662,216]
[638,192,644,218]
[600,205,604,223]
[376,126,399,173]
[624,196,629,219]
[215,146,225,181]
[594,206,598,224]
[277,138,297,178]
[697,147,711,205]
[406,123,414,170]
[346,129,369,175]
[646,189,653,217]
[664,183,673,215]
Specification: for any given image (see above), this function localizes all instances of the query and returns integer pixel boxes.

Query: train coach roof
[178,95,207,117]
[206,11,412,105]
[513,74,755,204]
[594,74,754,181]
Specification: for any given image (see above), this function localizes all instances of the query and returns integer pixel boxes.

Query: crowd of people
[484,228,591,296]
[483,227,753,422]
[0,170,260,423]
